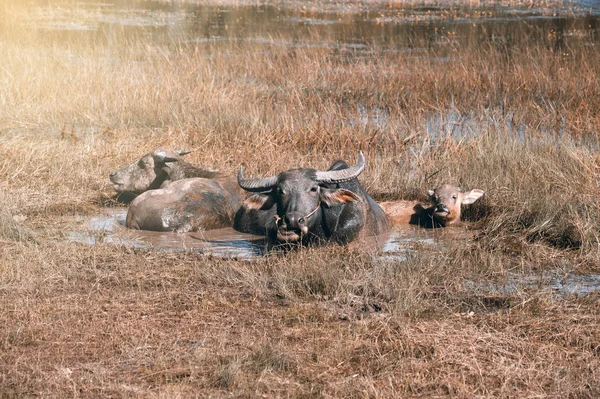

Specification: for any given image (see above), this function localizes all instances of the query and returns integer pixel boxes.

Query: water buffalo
[109,147,222,195]
[380,184,484,228]
[109,147,246,232]
[233,152,390,246]
[126,178,243,232]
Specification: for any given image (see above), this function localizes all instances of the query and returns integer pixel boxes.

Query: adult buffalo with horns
[233,152,390,246]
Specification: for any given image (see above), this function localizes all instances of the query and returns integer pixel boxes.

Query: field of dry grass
[1,1,599,397]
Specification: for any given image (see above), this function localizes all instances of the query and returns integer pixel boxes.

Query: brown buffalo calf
[380,184,484,228]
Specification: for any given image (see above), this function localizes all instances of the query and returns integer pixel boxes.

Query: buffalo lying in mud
[233,152,390,246]
[380,184,484,228]
[109,147,245,232]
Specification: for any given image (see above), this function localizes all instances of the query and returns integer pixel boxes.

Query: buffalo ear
[242,193,275,210]
[161,166,173,177]
[320,188,360,206]
[461,189,484,205]
[176,150,192,156]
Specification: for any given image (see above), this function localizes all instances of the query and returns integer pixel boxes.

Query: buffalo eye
[309,186,318,193]
[451,195,457,200]
[277,187,286,196]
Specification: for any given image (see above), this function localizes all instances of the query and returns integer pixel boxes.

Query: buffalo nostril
[436,204,449,213]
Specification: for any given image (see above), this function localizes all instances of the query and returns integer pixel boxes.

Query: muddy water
[466,272,600,298]
[68,207,452,259]
[68,207,480,262]
[68,209,600,295]
[68,208,268,258]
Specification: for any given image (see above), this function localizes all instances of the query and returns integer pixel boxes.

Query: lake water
[6,0,600,55]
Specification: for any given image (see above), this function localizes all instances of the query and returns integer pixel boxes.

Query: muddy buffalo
[109,147,246,232]
[380,184,484,228]
[233,152,390,246]
[109,147,223,195]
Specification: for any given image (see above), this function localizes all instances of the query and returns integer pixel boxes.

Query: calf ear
[461,189,484,205]
[320,188,360,206]
[243,193,274,210]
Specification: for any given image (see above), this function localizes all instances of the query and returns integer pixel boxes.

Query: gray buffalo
[380,184,485,227]
[126,178,243,232]
[109,147,245,232]
[109,147,222,195]
[233,152,390,246]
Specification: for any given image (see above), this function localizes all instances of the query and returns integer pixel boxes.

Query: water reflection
[4,0,600,59]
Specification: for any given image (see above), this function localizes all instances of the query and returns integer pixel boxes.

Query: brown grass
[0,1,599,397]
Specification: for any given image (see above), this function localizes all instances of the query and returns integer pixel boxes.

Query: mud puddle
[66,208,600,295]
[68,208,268,258]
[67,207,471,261]
[465,273,600,298]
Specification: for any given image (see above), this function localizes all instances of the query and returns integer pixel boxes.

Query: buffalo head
[427,184,484,226]
[109,147,191,195]
[236,153,367,243]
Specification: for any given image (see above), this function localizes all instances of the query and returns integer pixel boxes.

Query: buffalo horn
[237,166,278,192]
[315,151,365,184]
[153,150,180,163]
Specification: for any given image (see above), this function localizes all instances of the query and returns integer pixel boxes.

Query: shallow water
[68,208,268,258]
[67,208,600,295]
[7,0,600,56]
[465,272,600,297]
[67,207,449,259]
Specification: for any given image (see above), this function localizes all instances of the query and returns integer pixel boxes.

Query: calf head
[237,153,365,242]
[109,147,191,194]
[427,184,484,226]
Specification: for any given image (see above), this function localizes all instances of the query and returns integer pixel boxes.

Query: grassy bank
[1,2,599,396]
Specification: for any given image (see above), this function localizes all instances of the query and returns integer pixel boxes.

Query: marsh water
[67,207,460,260]
[67,207,600,296]
[7,0,600,53]
[8,0,600,143]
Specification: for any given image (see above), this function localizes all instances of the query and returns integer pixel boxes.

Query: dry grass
[1,243,599,397]
[0,1,599,397]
